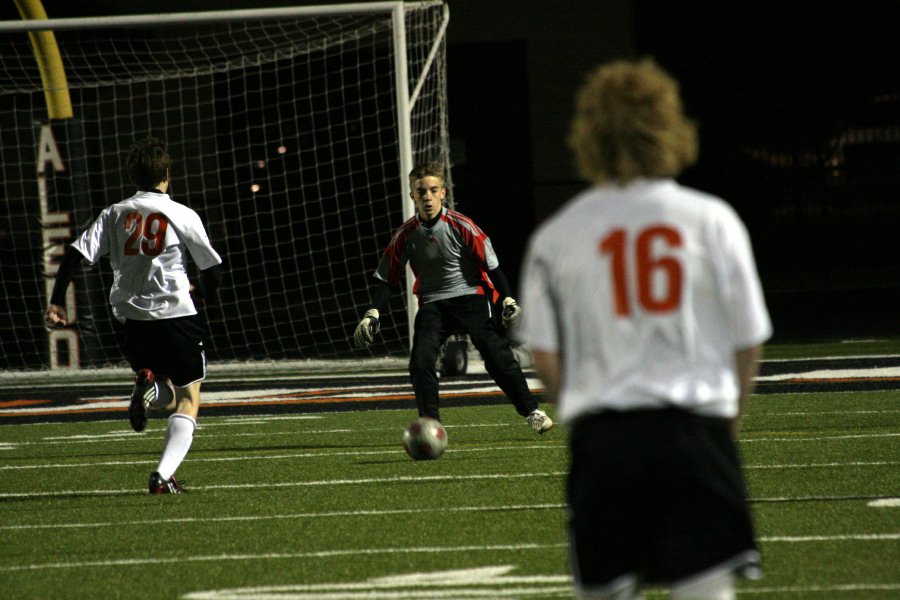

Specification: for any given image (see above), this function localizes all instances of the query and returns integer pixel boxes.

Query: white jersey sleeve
[518,243,560,353]
[167,203,222,271]
[72,205,113,266]
[708,204,772,349]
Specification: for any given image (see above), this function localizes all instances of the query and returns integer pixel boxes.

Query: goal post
[0,1,451,374]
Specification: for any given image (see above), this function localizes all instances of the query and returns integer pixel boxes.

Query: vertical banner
[38,122,78,369]
[39,120,109,369]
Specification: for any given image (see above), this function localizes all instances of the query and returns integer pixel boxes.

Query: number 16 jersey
[518,178,772,423]
[71,191,222,323]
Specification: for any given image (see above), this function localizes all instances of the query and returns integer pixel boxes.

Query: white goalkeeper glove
[354,308,381,348]
[501,297,521,325]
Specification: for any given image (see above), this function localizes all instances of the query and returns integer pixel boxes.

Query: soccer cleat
[128,368,155,432]
[148,471,186,494]
[526,409,554,434]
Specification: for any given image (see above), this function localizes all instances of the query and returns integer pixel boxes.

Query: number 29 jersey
[71,191,222,323]
[518,179,772,422]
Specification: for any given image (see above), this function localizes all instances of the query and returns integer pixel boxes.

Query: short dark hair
[408,162,446,186]
[127,136,171,190]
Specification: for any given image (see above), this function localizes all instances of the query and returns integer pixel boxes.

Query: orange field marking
[0,399,51,408]
[0,389,512,419]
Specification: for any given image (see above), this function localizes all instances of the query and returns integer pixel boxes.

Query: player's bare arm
[733,344,763,437]
[44,245,84,328]
[531,349,561,404]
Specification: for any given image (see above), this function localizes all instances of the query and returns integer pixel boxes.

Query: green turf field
[1,389,898,598]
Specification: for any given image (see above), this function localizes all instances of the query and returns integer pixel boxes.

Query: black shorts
[567,407,760,589]
[123,315,208,387]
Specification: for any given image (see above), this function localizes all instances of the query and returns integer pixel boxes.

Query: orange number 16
[599,225,683,316]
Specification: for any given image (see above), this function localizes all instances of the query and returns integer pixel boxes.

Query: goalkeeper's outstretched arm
[368,280,395,315]
[353,280,398,348]
[488,266,521,325]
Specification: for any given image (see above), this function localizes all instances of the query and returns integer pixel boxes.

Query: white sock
[155,413,196,480]
[670,570,735,600]
[576,575,642,600]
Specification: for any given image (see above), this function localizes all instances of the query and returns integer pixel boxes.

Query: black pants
[409,295,537,421]
[123,315,208,387]
[568,408,760,588]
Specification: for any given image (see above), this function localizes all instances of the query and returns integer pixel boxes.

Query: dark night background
[4,0,899,344]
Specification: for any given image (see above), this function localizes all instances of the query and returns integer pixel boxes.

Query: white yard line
[0,471,568,499]
[869,498,900,507]
[0,444,566,470]
[3,497,897,532]
[741,432,900,442]
[0,503,567,531]
[0,421,542,447]
[744,460,897,469]
[0,543,565,572]
[2,428,896,452]
[1,453,892,473]
[737,584,900,594]
[1,535,897,573]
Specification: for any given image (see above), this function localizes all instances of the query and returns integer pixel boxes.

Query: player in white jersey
[44,136,223,494]
[517,60,771,599]
[353,162,553,434]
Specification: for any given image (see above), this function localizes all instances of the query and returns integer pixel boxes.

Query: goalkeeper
[353,162,552,434]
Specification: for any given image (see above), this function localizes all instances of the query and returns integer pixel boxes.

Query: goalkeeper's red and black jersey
[375,207,500,304]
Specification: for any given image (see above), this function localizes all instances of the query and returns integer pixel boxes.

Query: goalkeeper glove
[501,297,521,325]
[353,308,381,348]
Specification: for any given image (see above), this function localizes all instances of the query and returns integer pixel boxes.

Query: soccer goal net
[0,2,450,374]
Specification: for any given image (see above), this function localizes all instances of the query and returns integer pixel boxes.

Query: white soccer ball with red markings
[402,417,448,460]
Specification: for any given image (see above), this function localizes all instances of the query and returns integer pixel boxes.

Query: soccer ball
[402,417,448,460]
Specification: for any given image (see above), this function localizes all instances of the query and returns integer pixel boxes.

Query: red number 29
[124,212,169,257]
[599,225,683,316]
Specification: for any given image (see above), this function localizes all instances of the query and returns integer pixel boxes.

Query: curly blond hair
[567,59,698,184]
